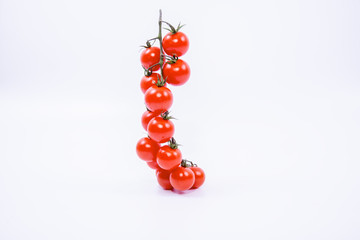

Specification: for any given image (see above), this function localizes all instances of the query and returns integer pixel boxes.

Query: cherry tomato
[144,86,173,112]
[170,167,195,191]
[140,46,161,71]
[147,161,161,170]
[157,145,182,170]
[147,116,174,143]
[163,32,189,57]
[136,137,160,162]
[163,59,190,86]
[140,73,164,94]
[189,167,205,189]
[156,169,173,190]
[141,110,161,131]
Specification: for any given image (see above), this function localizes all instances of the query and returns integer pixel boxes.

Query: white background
[1,0,360,239]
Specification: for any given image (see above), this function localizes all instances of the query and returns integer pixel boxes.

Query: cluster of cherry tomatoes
[136,13,205,192]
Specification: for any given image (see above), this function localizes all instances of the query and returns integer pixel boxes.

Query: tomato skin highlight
[170,167,195,191]
[144,86,173,112]
[163,32,189,57]
[156,145,182,170]
[141,110,161,131]
[156,169,173,190]
[147,117,175,143]
[136,137,160,162]
[140,73,163,94]
[140,47,161,71]
[163,59,190,86]
[189,167,205,189]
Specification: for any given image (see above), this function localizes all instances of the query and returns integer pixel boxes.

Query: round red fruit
[157,145,182,170]
[147,161,161,170]
[163,59,190,86]
[140,46,161,71]
[170,167,195,191]
[136,137,160,162]
[190,167,205,189]
[147,116,174,143]
[156,169,173,190]
[140,73,164,94]
[163,32,189,57]
[141,110,161,131]
[144,86,173,113]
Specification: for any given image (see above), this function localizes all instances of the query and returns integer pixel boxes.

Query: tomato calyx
[165,55,179,64]
[140,41,152,49]
[155,75,166,87]
[168,137,179,149]
[160,111,175,120]
[180,159,196,168]
[141,37,159,49]
[162,53,178,63]
[143,67,153,77]
[161,21,185,34]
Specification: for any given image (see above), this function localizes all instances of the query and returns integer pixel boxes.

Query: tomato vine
[137,10,205,192]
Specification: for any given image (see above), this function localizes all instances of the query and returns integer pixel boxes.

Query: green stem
[160,20,176,32]
[158,9,164,80]
[147,37,159,42]
[148,62,161,70]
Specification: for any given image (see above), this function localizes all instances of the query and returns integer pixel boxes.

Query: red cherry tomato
[140,73,164,94]
[147,161,161,170]
[170,167,195,191]
[147,116,174,143]
[136,137,160,162]
[156,169,173,190]
[140,47,161,71]
[163,32,189,57]
[144,86,173,112]
[163,59,190,86]
[156,145,182,170]
[141,110,161,131]
[190,167,205,189]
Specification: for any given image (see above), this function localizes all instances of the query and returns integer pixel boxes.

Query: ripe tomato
[170,167,195,191]
[147,116,174,143]
[136,137,160,162]
[190,167,205,189]
[156,169,173,190]
[163,59,190,86]
[141,110,161,131]
[163,32,189,57]
[144,86,173,112]
[147,161,161,170]
[140,46,161,71]
[157,145,182,170]
[140,73,163,94]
